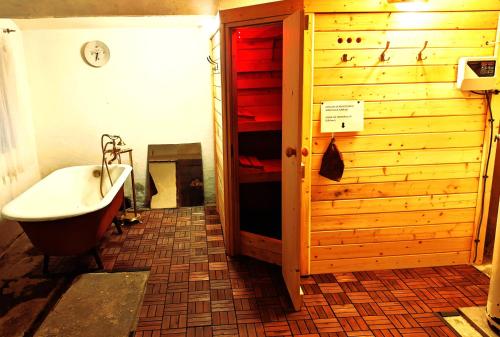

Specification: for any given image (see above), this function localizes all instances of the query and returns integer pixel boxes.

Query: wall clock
[82,41,110,67]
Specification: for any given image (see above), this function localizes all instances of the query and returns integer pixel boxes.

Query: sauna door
[282,9,303,311]
[219,1,304,311]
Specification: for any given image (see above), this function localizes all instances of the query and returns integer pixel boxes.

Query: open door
[219,0,304,311]
[282,9,304,311]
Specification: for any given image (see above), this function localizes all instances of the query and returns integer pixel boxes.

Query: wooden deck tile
[95,207,488,337]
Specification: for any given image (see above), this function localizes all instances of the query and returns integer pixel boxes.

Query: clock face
[83,41,110,67]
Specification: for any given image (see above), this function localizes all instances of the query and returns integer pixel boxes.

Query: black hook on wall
[417,41,428,61]
[207,56,219,71]
[2,28,16,34]
[341,53,354,62]
[380,41,391,62]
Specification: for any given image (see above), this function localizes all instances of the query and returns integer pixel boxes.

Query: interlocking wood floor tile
[264,321,292,336]
[362,316,395,330]
[238,323,265,337]
[319,283,344,294]
[213,311,237,325]
[97,207,488,337]
[187,326,213,337]
[188,312,213,327]
[212,324,239,336]
[313,318,343,333]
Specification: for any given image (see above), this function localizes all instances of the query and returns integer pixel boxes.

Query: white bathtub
[0,164,132,270]
[1,164,132,222]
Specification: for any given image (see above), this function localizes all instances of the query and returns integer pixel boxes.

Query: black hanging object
[319,138,344,182]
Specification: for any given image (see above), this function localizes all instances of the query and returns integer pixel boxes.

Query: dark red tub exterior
[19,187,124,256]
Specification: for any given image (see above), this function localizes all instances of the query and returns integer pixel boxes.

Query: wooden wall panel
[315,48,495,68]
[311,163,482,185]
[311,208,477,231]
[312,99,486,120]
[311,223,474,246]
[306,5,499,273]
[315,31,495,49]
[211,30,226,234]
[315,12,500,31]
[304,0,500,13]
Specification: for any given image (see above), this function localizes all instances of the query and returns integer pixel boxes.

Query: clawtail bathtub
[1,164,132,273]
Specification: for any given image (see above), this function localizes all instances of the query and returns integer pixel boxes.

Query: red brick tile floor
[98,206,490,337]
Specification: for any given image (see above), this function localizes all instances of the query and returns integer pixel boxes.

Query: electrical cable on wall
[471,90,497,263]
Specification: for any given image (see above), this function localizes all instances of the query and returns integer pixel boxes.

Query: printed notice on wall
[320,100,364,133]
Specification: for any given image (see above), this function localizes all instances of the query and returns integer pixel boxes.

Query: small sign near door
[320,100,364,133]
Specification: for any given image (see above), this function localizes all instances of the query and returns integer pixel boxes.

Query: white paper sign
[321,100,364,133]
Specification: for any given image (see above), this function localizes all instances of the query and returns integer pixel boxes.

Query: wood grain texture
[313,83,473,103]
[312,99,486,120]
[315,12,500,31]
[303,5,497,271]
[311,237,472,260]
[312,131,485,154]
[312,193,478,216]
[300,13,314,276]
[304,0,500,13]
[314,47,495,68]
[312,163,482,185]
[282,9,304,311]
[240,230,282,265]
[311,208,477,231]
[315,30,495,49]
[311,178,479,201]
[220,0,300,23]
[311,222,474,245]
[314,65,458,85]
[310,251,471,273]
[311,148,483,169]
[211,30,226,241]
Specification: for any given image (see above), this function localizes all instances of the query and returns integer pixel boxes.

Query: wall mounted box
[457,56,497,91]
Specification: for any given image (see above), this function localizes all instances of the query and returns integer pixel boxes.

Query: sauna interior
[1,0,500,335]
[234,23,284,253]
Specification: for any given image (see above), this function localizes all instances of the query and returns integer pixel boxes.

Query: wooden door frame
[219,1,306,259]
[282,8,305,310]
[220,14,289,256]
[220,0,302,24]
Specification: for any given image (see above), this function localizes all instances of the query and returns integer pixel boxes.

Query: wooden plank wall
[211,30,226,235]
[305,3,500,273]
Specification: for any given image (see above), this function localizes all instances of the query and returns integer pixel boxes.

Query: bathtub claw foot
[113,218,123,235]
[91,248,104,270]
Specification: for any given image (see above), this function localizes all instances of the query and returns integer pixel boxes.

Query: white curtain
[0,31,23,187]
[0,23,40,212]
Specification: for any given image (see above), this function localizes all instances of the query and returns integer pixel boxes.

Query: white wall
[18,17,216,204]
[0,19,41,250]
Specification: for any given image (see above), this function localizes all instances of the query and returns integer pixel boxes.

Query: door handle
[286,147,297,157]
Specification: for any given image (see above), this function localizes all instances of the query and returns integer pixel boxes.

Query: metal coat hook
[206,56,219,71]
[417,41,428,61]
[380,41,391,62]
[2,28,16,33]
[341,53,354,62]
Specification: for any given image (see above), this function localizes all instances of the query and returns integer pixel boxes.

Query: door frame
[221,15,288,256]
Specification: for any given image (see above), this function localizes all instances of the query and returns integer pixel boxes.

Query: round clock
[82,41,110,67]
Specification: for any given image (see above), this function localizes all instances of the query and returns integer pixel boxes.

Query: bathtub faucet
[99,134,141,224]
[100,134,126,197]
